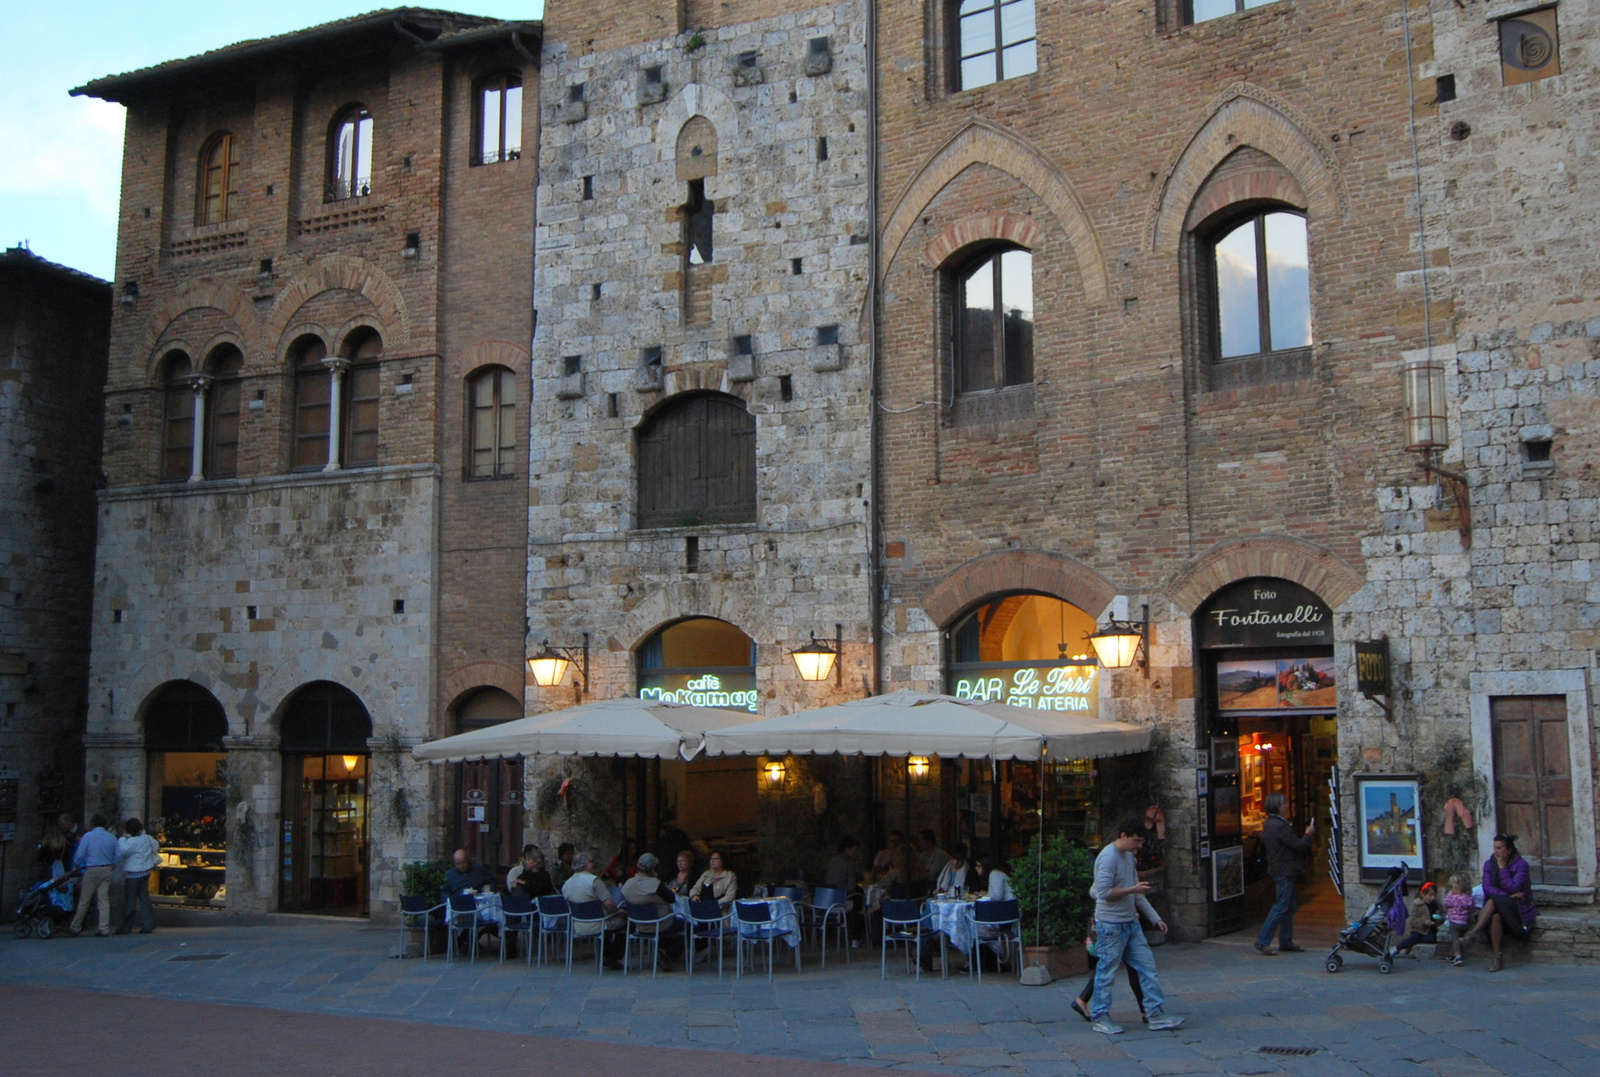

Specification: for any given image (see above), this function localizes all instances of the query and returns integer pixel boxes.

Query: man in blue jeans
[1088,817,1184,1035]
[1254,792,1315,956]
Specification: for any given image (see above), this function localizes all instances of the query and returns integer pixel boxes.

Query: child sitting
[1393,881,1443,957]
[1440,872,1475,967]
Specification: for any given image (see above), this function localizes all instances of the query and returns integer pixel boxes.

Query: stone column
[321,356,350,472]
[81,732,144,828]
[367,733,433,920]
[222,736,282,915]
[187,374,213,482]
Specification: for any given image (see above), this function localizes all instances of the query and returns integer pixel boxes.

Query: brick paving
[2,918,1596,1075]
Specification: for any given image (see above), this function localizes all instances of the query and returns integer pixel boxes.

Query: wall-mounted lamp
[789,624,842,685]
[1402,352,1472,548]
[527,632,590,696]
[763,758,787,785]
[907,756,931,782]
[1089,603,1149,677]
[120,280,139,306]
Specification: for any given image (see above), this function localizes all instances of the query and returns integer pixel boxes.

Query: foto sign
[1355,639,1390,696]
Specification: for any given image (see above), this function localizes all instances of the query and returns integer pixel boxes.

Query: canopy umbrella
[699,688,1150,760]
[410,696,751,764]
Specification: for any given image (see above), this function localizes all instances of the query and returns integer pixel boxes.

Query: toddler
[1441,872,1475,966]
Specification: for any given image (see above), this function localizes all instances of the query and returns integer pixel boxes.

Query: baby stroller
[14,870,81,939]
[1324,863,1408,974]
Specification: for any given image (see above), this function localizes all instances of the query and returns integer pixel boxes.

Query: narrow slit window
[199,133,242,224]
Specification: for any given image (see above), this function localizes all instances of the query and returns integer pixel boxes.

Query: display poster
[949,663,1099,715]
[1197,580,1333,649]
[639,671,759,713]
[1210,736,1239,775]
[1216,657,1336,711]
[1212,846,1245,900]
[1356,774,1424,876]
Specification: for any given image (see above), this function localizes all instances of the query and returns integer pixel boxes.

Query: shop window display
[143,681,229,907]
[279,681,373,916]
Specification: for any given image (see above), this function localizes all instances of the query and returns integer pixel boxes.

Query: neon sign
[950,665,1098,714]
[639,673,759,713]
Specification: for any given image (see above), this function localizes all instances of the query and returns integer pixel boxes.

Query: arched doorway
[453,687,524,876]
[143,682,229,908]
[279,682,373,916]
[1194,578,1338,936]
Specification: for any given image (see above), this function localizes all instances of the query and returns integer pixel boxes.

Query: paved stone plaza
[2,918,1595,1076]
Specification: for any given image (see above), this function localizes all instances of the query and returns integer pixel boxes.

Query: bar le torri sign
[951,664,1098,713]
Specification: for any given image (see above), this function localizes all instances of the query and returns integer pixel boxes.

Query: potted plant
[1016,833,1095,980]
[400,859,450,957]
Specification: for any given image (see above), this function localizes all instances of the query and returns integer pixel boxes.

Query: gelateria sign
[639,673,759,713]
[949,664,1099,716]
[1198,579,1333,649]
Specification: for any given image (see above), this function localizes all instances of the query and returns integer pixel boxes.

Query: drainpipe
[866,0,883,698]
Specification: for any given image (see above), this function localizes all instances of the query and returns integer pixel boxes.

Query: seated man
[620,852,684,970]
[442,848,496,955]
[561,851,625,969]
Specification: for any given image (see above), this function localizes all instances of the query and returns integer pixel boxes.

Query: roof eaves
[0,247,113,295]
[419,20,543,52]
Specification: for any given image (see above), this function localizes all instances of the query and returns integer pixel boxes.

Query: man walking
[67,814,118,937]
[1088,817,1184,1035]
[1254,792,1314,956]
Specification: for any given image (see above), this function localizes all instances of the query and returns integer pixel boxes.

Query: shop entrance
[1196,579,1340,938]
[278,682,372,916]
[143,681,229,908]
[452,688,525,877]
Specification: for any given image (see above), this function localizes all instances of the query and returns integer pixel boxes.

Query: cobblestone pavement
[2,918,1596,1076]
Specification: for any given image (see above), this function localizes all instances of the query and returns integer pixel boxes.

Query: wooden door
[457,759,524,875]
[1490,696,1576,885]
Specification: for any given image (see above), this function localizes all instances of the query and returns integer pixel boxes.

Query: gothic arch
[265,255,411,348]
[1165,534,1366,615]
[657,83,739,158]
[1146,83,1348,254]
[920,549,1118,630]
[881,120,1108,306]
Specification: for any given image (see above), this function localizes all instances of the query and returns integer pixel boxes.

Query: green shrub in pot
[402,859,450,899]
[1015,833,1096,948]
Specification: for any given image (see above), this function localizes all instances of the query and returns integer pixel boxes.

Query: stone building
[0,248,110,906]
[525,0,877,874]
[73,9,540,916]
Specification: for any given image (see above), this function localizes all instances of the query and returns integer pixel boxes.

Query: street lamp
[527,633,590,696]
[1089,604,1149,677]
[789,624,842,685]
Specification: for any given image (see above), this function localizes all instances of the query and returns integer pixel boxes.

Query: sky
[1,3,542,281]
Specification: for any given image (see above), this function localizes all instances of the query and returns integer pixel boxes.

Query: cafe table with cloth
[676,894,801,948]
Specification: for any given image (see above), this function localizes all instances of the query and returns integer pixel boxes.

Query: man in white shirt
[1086,817,1185,1034]
[560,851,624,969]
[115,818,161,935]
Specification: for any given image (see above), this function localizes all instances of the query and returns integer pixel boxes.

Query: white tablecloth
[473,892,503,925]
[927,898,975,955]
[735,896,801,948]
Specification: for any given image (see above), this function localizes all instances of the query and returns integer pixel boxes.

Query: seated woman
[602,838,639,884]
[1464,833,1538,971]
[691,850,737,909]
[972,857,1014,902]
[666,849,698,897]
[935,841,971,894]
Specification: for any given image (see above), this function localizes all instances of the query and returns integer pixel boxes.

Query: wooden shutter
[637,394,755,527]
[1491,695,1576,885]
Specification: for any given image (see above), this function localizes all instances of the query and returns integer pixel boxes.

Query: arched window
[341,329,381,468]
[144,682,230,906]
[328,106,373,201]
[637,618,758,713]
[1210,211,1310,359]
[676,117,718,326]
[953,247,1033,395]
[291,336,331,471]
[468,366,517,479]
[946,593,1100,713]
[476,73,523,164]
[636,392,756,528]
[204,345,243,479]
[954,0,1037,91]
[145,681,229,752]
[199,132,242,224]
[160,352,195,481]
[280,682,373,754]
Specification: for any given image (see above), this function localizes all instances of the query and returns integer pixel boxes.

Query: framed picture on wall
[1196,769,1209,796]
[1212,845,1244,900]
[1213,785,1241,836]
[1355,774,1424,880]
[1195,748,1209,769]
[1199,840,1211,860]
[1198,802,1208,837]
[1210,736,1239,776]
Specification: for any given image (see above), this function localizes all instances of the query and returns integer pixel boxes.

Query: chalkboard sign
[1197,579,1332,650]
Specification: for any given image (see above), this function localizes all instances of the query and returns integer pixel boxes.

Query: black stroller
[13,870,81,939]
[1324,863,1408,974]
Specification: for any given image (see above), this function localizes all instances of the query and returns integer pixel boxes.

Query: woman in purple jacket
[1463,834,1537,971]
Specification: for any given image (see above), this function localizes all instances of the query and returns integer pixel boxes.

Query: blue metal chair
[535,894,571,969]
[800,886,850,967]
[567,899,611,975]
[881,898,930,981]
[499,892,536,965]
[623,901,676,976]
[774,885,807,903]
[398,894,444,961]
[686,899,734,977]
[734,900,801,980]
[968,898,1023,983]
[445,893,480,963]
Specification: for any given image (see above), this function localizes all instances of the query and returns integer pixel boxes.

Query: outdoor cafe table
[674,895,801,949]
[927,896,975,956]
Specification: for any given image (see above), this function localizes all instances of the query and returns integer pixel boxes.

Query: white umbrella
[411,696,750,764]
[700,688,1150,760]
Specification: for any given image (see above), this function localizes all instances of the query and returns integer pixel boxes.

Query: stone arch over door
[266,255,411,347]
[117,651,239,737]
[610,580,773,656]
[921,549,1118,629]
[880,120,1108,306]
[1165,534,1365,616]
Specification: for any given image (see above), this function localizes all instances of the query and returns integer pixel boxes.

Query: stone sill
[99,462,440,504]
[1533,884,1595,907]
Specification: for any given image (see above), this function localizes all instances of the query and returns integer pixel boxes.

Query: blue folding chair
[399,894,444,961]
[623,901,676,976]
[774,885,807,903]
[499,892,536,965]
[567,899,611,975]
[535,894,571,969]
[968,898,1023,983]
[445,893,480,963]
[881,898,931,981]
[800,886,850,967]
[686,899,734,977]
[734,900,800,981]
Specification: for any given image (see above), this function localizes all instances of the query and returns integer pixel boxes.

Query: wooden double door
[1490,695,1576,885]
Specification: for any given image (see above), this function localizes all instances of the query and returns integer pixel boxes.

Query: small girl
[1441,872,1475,966]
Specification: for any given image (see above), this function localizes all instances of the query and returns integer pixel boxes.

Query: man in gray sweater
[1087,817,1184,1035]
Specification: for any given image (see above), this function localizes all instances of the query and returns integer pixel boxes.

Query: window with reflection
[199,133,242,225]
[468,366,517,479]
[946,594,1100,714]
[328,106,373,201]
[956,0,1037,90]
[291,337,331,471]
[204,346,243,479]
[341,330,381,468]
[1189,0,1280,26]
[160,352,195,481]
[1211,211,1310,359]
[476,73,523,164]
[954,247,1034,395]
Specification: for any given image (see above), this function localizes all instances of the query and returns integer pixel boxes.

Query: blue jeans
[117,874,154,934]
[1090,920,1166,1020]
[1256,876,1297,948]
